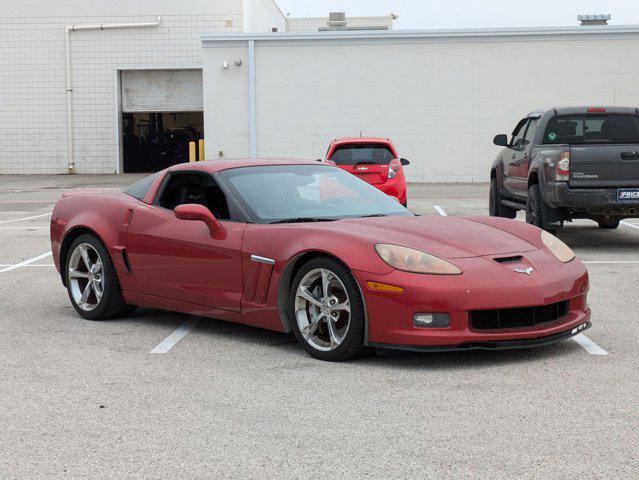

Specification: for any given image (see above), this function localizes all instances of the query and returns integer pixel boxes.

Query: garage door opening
[122,112,203,172]
[120,68,204,173]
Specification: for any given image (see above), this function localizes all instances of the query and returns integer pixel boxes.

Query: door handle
[620,151,639,160]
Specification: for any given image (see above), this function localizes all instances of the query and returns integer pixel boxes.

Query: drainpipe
[65,17,161,173]
[248,40,257,158]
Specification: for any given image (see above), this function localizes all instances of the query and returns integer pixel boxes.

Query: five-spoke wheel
[290,257,365,361]
[65,233,136,320]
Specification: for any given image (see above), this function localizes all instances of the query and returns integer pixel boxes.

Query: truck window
[330,144,395,165]
[523,118,539,147]
[510,119,528,150]
[544,115,639,144]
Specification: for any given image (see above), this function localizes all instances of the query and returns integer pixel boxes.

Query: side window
[510,119,528,150]
[125,172,160,202]
[156,173,231,220]
[523,118,539,147]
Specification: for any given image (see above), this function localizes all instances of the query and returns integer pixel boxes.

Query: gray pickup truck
[490,106,639,232]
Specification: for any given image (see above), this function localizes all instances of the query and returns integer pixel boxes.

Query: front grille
[470,301,569,330]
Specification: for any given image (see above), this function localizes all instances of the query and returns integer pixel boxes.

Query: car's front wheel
[65,233,136,320]
[290,257,366,361]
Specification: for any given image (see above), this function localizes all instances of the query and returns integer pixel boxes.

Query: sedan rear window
[330,144,395,165]
[544,115,639,144]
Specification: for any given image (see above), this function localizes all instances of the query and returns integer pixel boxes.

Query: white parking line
[0,252,52,273]
[0,212,51,224]
[572,333,608,355]
[620,220,639,231]
[150,316,200,354]
[583,261,639,264]
[433,205,447,216]
[0,264,54,267]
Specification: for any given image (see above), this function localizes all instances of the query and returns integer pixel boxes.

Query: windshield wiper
[357,213,387,218]
[270,217,337,224]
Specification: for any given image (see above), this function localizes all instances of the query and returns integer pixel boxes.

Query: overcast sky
[275,0,639,29]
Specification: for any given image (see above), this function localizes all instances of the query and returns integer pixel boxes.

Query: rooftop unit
[578,14,611,26]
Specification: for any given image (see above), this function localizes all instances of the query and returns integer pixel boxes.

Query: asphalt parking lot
[0,174,637,479]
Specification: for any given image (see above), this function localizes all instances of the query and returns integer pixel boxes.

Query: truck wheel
[597,218,620,229]
[526,184,556,234]
[489,177,516,218]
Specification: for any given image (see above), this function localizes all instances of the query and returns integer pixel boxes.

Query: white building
[1,2,638,182]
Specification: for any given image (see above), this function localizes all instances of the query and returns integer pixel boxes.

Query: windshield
[217,164,412,223]
[330,144,395,165]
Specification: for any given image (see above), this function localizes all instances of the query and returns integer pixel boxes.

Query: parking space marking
[150,316,200,354]
[620,221,639,231]
[0,252,53,273]
[572,333,608,355]
[0,264,55,267]
[0,212,51,224]
[583,261,639,264]
[433,205,447,216]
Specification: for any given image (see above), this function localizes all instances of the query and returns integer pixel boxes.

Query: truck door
[503,118,530,199]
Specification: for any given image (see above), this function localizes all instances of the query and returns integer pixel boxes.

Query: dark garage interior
[122,112,204,173]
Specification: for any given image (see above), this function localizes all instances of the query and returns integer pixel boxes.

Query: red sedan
[50,159,590,361]
[326,137,409,206]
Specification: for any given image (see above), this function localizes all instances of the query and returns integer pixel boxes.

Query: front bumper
[353,249,590,348]
[546,182,639,216]
[371,321,591,352]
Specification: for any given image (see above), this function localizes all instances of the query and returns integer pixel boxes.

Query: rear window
[330,144,395,165]
[124,172,160,201]
[544,115,639,144]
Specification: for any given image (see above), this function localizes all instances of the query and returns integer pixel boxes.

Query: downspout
[248,40,257,158]
[65,17,161,173]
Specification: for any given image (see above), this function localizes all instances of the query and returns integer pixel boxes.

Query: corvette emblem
[514,267,534,276]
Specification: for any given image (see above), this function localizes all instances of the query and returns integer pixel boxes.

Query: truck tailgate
[569,144,639,188]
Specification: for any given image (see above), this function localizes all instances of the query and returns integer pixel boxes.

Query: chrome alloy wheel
[294,268,351,352]
[68,243,104,312]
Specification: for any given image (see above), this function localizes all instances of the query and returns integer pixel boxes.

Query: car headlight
[375,244,462,274]
[541,230,575,263]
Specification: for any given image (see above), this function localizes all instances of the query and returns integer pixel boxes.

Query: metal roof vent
[578,14,611,26]
[326,12,348,29]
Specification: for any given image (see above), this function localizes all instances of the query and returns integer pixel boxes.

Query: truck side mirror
[493,134,508,147]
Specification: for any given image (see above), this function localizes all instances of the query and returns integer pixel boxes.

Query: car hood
[334,215,537,259]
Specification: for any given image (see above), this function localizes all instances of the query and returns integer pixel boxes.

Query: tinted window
[218,165,411,223]
[523,118,539,146]
[510,119,528,149]
[544,115,639,144]
[330,144,395,165]
[124,173,160,201]
[157,173,231,220]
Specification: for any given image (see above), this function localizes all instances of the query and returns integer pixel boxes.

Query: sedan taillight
[556,151,570,181]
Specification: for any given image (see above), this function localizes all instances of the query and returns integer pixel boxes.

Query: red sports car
[50,159,590,361]
[325,137,409,206]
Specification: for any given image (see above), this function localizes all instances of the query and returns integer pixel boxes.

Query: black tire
[65,233,136,320]
[526,184,556,234]
[597,218,620,229]
[489,177,516,218]
[289,257,366,362]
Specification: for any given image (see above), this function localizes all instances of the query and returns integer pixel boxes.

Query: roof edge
[202,24,639,44]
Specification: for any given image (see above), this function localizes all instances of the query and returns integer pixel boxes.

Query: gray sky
[275,0,639,29]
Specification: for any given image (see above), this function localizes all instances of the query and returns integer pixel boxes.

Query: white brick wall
[0,13,241,174]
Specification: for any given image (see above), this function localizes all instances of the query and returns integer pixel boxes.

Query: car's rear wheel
[526,184,556,234]
[489,177,516,218]
[290,257,366,361]
[66,233,136,320]
[596,218,620,229]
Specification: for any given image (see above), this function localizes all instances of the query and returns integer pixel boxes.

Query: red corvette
[50,159,590,361]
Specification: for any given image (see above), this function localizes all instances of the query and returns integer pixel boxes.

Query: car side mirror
[400,158,410,166]
[174,204,222,236]
[493,134,508,147]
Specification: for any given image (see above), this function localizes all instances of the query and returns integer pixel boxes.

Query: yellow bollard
[189,141,196,162]
[198,139,205,161]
